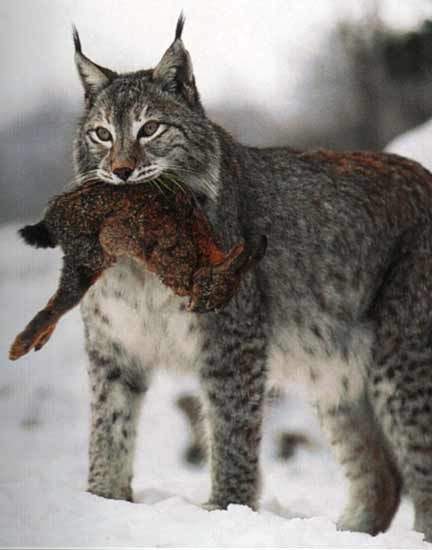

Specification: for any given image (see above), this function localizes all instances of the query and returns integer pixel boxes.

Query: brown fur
[9,181,265,360]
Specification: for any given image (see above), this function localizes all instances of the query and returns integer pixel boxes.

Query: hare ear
[152,14,202,110]
[73,26,117,102]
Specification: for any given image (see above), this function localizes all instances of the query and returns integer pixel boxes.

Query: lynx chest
[81,257,203,373]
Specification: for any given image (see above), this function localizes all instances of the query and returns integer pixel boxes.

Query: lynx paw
[202,500,226,511]
[88,485,133,503]
[202,497,257,512]
[337,508,390,536]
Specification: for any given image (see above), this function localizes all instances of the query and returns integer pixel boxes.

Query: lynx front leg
[86,347,149,502]
[318,394,402,535]
[199,302,268,510]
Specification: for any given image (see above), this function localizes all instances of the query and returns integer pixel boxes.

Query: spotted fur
[72,17,432,540]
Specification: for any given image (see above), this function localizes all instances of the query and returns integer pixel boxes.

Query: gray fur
[72,18,432,540]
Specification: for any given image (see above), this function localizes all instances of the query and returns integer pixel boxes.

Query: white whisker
[166,164,218,200]
[72,169,101,188]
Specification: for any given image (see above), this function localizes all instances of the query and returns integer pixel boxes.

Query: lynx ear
[73,26,117,102]
[153,14,202,110]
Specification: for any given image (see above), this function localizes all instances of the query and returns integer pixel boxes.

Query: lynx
[71,15,432,540]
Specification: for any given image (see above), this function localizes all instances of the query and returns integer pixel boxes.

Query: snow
[0,223,430,548]
[385,118,432,172]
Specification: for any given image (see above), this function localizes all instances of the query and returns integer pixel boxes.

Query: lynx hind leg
[368,227,432,542]
[177,393,207,466]
[319,394,402,536]
[86,345,149,502]
[371,345,432,542]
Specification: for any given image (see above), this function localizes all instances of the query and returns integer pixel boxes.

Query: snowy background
[2,0,432,547]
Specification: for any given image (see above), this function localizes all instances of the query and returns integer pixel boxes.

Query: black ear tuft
[72,26,117,103]
[175,12,186,41]
[72,24,82,54]
[153,13,203,111]
[19,222,56,249]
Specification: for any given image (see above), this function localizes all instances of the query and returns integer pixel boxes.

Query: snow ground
[385,119,432,172]
[0,223,429,548]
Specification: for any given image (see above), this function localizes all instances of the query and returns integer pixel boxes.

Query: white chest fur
[81,257,203,373]
[268,320,371,408]
[81,259,372,409]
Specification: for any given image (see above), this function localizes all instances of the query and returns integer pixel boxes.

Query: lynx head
[73,15,219,199]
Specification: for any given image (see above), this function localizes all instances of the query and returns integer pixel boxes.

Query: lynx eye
[95,127,112,142]
[138,121,160,139]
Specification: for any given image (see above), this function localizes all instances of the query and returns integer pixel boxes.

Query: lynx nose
[113,166,133,181]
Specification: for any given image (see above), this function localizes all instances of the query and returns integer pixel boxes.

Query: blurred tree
[332,4,432,149]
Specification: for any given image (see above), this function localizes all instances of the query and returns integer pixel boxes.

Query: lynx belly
[268,319,372,409]
[81,257,203,374]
